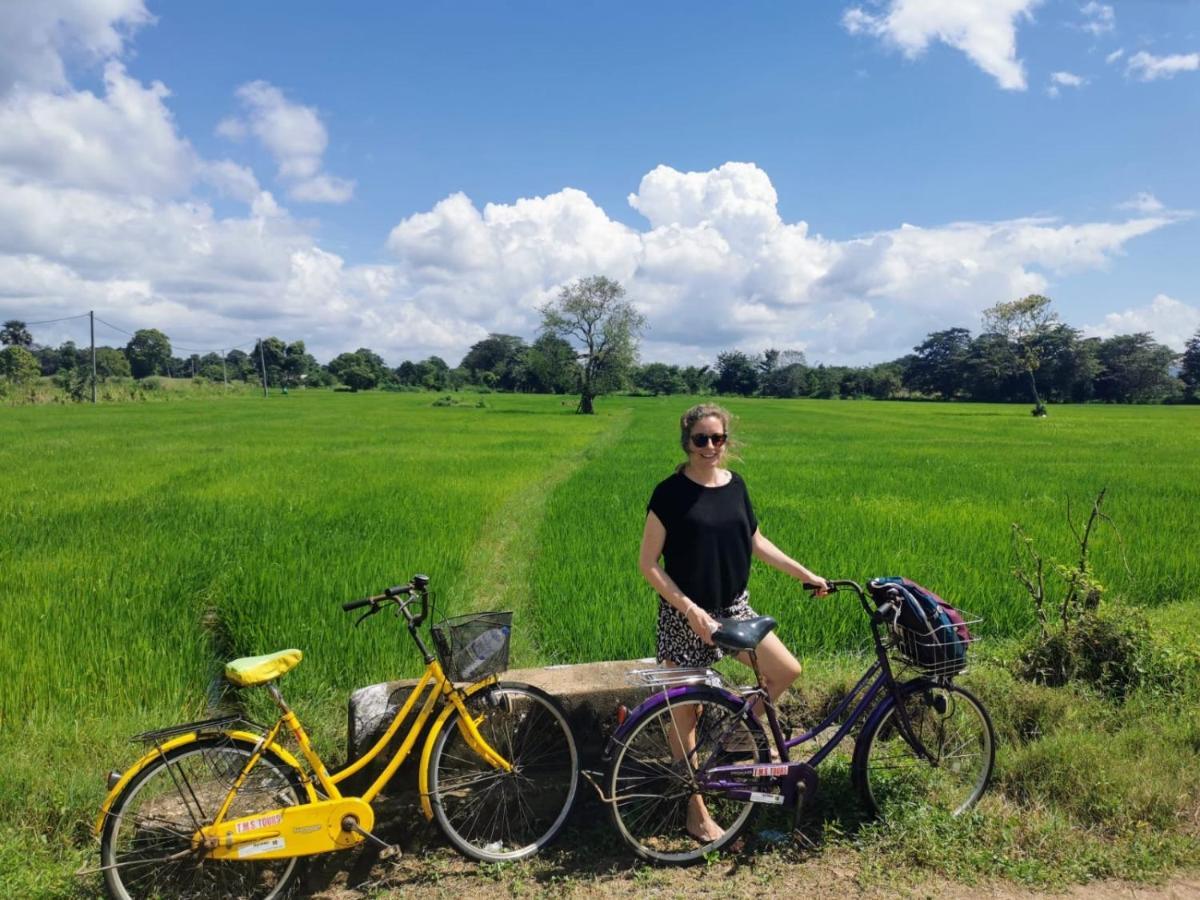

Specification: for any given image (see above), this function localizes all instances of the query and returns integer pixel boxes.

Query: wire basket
[888,610,982,678]
[432,611,512,682]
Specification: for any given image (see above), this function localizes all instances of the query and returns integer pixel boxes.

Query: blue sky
[1,1,1197,366]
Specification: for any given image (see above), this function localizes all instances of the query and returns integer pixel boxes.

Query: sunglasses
[690,432,728,449]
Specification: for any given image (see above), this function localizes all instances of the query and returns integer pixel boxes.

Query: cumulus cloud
[842,0,1040,91]
[1126,50,1200,82]
[0,0,152,95]
[218,81,354,203]
[1105,48,1124,64]
[0,62,196,197]
[375,162,1178,364]
[1085,294,1200,350]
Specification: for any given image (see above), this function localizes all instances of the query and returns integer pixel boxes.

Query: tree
[905,328,972,400]
[524,333,579,394]
[0,345,40,385]
[1094,333,1179,403]
[680,365,714,395]
[539,275,645,414]
[125,329,173,379]
[1,320,33,348]
[1181,329,1200,403]
[760,363,809,398]
[714,350,759,395]
[328,351,380,391]
[95,347,131,379]
[634,362,686,396]
[982,294,1058,415]
[461,334,528,389]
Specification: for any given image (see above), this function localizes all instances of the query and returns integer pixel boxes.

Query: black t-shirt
[647,470,759,614]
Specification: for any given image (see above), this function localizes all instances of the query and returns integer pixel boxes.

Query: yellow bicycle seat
[224,649,303,687]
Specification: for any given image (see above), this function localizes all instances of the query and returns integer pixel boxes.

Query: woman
[638,402,829,842]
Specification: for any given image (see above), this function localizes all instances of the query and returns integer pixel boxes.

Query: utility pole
[258,338,269,397]
[89,310,97,404]
[221,350,228,388]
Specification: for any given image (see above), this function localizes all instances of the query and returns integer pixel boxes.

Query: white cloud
[1079,2,1115,38]
[841,0,1041,91]
[1046,70,1086,96]
[1105,48,1124,64]
[1118,192,1165,214]
[375,163,1178,364]
[219,81,355,204]
[0,0,152,95]
[1126,51,1200,82]
[1085,295,1200,350]
[0,62,195,197]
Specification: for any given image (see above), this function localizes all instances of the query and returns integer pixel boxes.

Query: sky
[1,0,1197,368]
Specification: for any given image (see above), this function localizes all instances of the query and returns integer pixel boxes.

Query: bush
[1017,609,1181,702]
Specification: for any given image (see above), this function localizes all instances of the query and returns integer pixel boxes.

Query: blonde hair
[675,403,738,470]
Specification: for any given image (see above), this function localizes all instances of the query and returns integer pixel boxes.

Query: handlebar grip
[342,596,374,612]
[384,585,412,597]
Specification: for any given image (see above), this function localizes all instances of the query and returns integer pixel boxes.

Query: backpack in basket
[868,577,971,674]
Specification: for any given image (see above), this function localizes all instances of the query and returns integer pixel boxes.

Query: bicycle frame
[95,587,513,862]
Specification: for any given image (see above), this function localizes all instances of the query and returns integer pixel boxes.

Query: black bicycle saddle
[712,615,777,652]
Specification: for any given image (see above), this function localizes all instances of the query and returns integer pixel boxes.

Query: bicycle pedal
[342,817,401,859]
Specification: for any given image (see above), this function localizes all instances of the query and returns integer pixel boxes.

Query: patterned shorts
[656,592,759,669]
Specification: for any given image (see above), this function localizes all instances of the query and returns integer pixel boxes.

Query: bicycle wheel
[605,686,769,864]
[428,682,579,862]
[853,682,995,818]
[100,734,305,900]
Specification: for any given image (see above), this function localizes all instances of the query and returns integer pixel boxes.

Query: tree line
[4,283,1200,408]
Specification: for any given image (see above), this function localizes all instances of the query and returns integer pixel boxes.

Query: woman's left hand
[805,576,831,597]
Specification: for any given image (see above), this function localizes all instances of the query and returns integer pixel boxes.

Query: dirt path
[306,848,1200,900]
[453,406,632,666]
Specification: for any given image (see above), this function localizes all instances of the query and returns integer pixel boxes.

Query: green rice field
[2,391,1198,892]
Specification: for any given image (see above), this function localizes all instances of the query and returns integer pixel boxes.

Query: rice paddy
[1,390,1198,892]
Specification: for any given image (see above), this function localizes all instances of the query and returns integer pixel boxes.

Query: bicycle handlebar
[340,575,431,626]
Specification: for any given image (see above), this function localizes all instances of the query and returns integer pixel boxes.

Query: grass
[1,391,1198,896]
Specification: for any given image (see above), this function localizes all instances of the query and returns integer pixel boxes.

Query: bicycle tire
[853,681,995,819]
[100,734,305,900]
[605,685,769,864]
[428,681,579,862]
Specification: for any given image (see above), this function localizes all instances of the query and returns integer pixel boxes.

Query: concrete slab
[343,658,663,846]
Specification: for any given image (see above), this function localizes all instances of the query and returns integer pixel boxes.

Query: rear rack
[130,715,261,744]
[627,667,726,689]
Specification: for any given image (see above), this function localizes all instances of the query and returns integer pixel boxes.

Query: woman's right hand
[684,603,719,646]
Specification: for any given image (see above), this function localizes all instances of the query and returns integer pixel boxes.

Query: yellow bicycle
[94,574,580,899]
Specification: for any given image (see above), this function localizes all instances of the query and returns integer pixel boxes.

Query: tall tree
[125,329,173,379]
[1,320,33,348]
[539,275,644,414]
[523,333,579,394]
[1094,333,1179,403]
[905,328,972,399]
[714,350,759,395]
[982,294,1058,415]
[1181,328,1200,403]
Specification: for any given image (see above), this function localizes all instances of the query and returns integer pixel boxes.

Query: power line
[20,313,92,326]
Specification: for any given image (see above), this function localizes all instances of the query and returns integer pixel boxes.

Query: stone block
[344,658,659,844]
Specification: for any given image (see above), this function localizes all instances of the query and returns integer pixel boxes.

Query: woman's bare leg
[662,660,724,841]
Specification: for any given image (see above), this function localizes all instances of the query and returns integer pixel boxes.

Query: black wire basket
[432,611,513,682]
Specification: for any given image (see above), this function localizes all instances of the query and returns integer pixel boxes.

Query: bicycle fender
[94,729,313,836]
[416,678,504,820]
[602,684,746,763]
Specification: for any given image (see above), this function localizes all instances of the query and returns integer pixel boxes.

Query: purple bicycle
[602,579,995,864]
